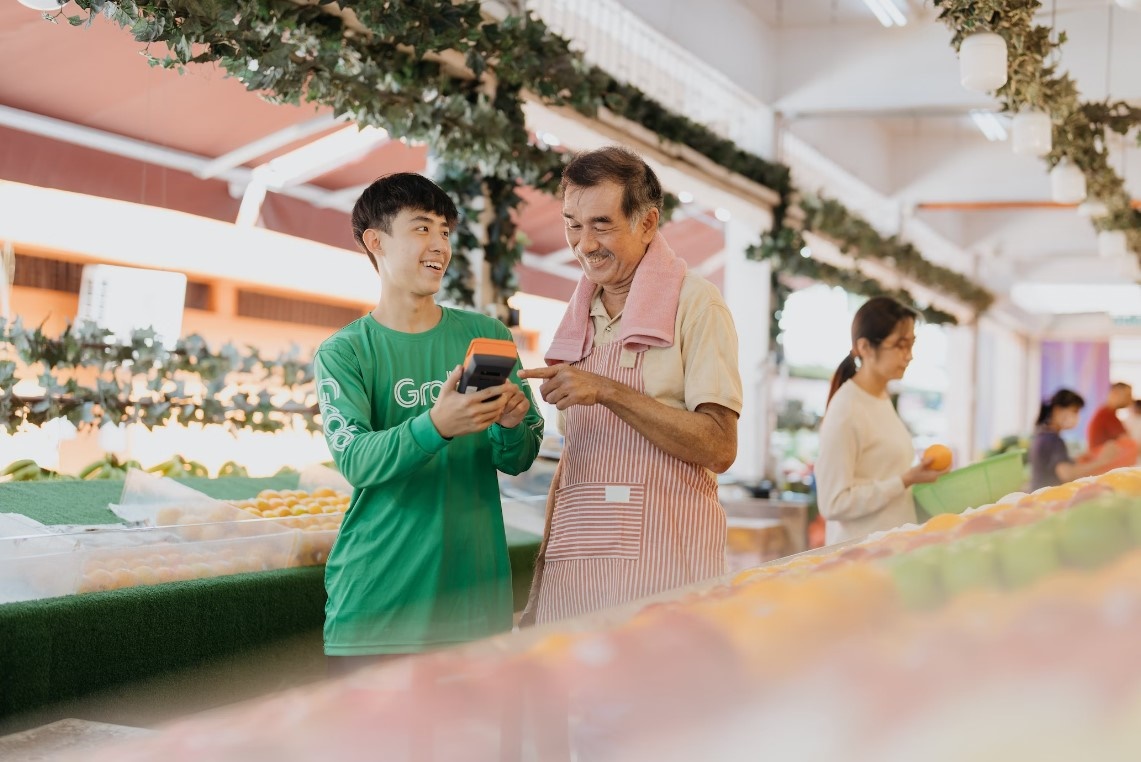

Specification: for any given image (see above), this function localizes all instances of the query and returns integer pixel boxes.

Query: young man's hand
[519,364,613,410]
[429,365,509,439]
[495,382,531,429]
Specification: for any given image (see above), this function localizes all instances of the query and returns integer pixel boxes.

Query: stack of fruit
[229,488,349,566]
[147,455,210,479]
[2,459,69,481]
[76,546,289,593]
[229,488,349,519]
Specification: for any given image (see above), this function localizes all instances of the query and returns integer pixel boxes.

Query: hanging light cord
[1050,0,1058,66]
[1105,3,1114,100]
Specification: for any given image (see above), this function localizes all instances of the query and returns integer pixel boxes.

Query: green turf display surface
[0,567,325,719]
[0,479,541,720]
[1,475,302,526]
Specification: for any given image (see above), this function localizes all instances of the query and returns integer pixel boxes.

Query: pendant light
[1050,158,1086,204]
[1098,230,1128,258]
[1011,110,1052,156]
[1077,200,1109,219]
[959,33,1008,92]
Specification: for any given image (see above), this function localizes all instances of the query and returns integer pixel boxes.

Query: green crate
[913,450,1027,518]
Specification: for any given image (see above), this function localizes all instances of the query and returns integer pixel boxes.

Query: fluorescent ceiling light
[862,0,907,27]
[536,131,562,147]
[970,109,1008,142]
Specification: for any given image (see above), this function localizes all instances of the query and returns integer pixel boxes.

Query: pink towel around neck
[545,232,687,365]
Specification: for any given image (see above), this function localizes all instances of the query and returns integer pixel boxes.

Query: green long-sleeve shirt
[313,308,543,654]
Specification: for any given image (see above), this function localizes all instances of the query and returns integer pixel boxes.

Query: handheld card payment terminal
[458,338,518,394]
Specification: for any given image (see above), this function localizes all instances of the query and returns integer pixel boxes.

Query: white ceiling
[616,0,1141,312]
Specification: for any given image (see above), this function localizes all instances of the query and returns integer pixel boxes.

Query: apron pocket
[546,482,645,561]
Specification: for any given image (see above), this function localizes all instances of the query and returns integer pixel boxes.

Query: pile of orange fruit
[230,487,350,566]
[230,487,349,522]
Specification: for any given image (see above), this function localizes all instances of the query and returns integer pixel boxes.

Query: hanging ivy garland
[42,0,989,322]
[758,195,993,312]
[0,318,317,436]
[933,0,1141,258]
[752,192,989,346]
[748,226,958,358]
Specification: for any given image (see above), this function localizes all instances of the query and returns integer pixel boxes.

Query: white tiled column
[944,323,976,463]
[721,220,772,484]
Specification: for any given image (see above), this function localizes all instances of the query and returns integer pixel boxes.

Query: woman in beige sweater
[814,297,948,545]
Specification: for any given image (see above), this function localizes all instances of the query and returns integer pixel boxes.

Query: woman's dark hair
[350,173,459,272]
[1036,388,1085,426]
[826,297,919,406]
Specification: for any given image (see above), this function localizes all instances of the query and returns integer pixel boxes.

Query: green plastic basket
[912,449,1027,518]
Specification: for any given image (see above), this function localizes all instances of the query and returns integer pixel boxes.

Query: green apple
[1054,498,1131,570]
[1123,497,1141,545]
[940,536,1000,597]
[996,522,1060,589]
[883,545,945,611]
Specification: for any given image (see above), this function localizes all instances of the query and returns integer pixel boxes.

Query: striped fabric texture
[533,341,727,623]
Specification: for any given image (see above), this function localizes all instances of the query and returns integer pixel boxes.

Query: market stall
[0,475,541,722]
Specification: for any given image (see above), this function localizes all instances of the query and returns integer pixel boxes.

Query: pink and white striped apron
[527,340,727,625]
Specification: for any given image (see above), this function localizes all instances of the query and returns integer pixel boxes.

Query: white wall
[786,117,897,197]
[721,219,772,483]
[614,0,778,105]
[773,21,972,115]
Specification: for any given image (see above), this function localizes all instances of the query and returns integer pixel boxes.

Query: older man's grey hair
[560,146,664,230]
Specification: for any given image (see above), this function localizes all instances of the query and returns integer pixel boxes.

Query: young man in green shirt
[313,173,544,669]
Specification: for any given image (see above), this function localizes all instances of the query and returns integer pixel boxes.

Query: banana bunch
[78,454,142,481]
[217,461,249,478]
[147,455,209,479]
[2,459,71,481]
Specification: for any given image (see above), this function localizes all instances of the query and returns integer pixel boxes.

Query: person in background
[1030,389,1120,492]
[1087,381,1134,451]
[814,297,948,545]
[1125,399,1141,456]
[313,173,543,674]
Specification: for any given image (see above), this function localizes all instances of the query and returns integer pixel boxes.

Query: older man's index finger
[518,366,558,379]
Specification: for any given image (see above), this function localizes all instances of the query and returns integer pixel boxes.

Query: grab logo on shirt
[318,378,360,452]
[394,377,446,409]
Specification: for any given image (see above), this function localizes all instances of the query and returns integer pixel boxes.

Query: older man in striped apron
[520,146,743,625]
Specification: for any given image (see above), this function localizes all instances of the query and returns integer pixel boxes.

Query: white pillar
[944,324,976,463]
[721,220,771,483]
[470,195,494,317]
[955,316,1037,462]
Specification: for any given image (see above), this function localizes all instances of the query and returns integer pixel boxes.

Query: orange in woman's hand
[923,444,953,471]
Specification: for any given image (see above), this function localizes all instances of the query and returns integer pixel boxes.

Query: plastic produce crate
[0,533,84,603]
[74,521,298,593]
[721,498,809,574]
[912,450,1027,518]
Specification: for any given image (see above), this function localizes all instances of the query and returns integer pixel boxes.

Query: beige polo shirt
[580,272,743,415]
